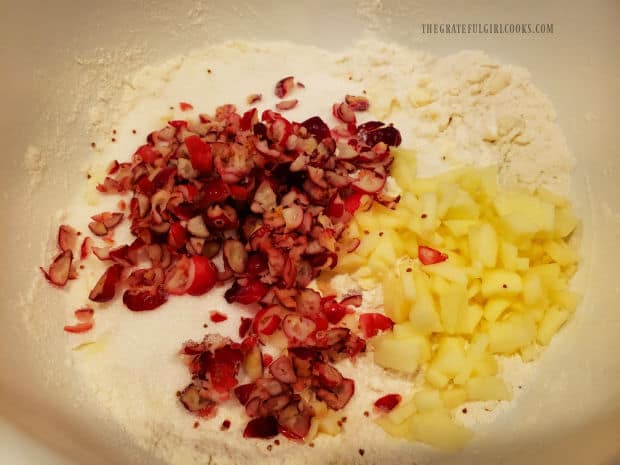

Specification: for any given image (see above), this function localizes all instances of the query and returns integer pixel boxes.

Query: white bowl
[1,1,619,464]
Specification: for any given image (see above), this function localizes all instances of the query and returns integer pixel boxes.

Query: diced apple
[380,210,411,230]
[372,333,431,373]
[544,240,579,266]
[410,177,439,196]
[431,275,450,295]
[331,160,581,451]
[488,313,537,354]
[376,415,410,438]
[472,353,499,377]
[483,298,511,323]
[531,263,562,290]
[522,271,544,306]
[408,410,473,450]
[493,192,555,233]
[459,169,482,195]
[446,251,468,267]
[410,294,443,335]
[310,400,328,418]
[519,343,541,362]
[430,337,467,379]
[554,205,579,238]
[435,166,471,185]
[499,241,530,271]
[425,366,449,389]
[391,148,417,171]
[370,240,398,267]
[481,269,523,298]
[367,261,388,282]
[526,305,545,324]
[469,222,498,268]
[398,261,417,302]
[306,417,320,442]
[562,264,578,279]
[393,322,422,339]
[527,241,545,265]
[497,212,538,240]
[336,253,366,273]
[383,273,409,323]
[387,397,417,425]
[441,387,468,409]
[438,283,468,334]
[354,230,381,258]
[345,221,360,238]
[454,333,489,385]
[419,192,439,233]
[409,269,443,334]
[465,376,512,401]
[551,289,582,313]
[318,409,342,436]
[457,304,483,335]
[537,307,571,345]
[437,182,459,218]
[466,262,483,279]
[444,189,480,220]
[423,260,468,285]
[243,345,264,380]
[399,191,422,214]
[499,241,519,270]
[414,389,444,411]
[385,229,407,256]
[443,219,476,237]
[536,187,569,207]
[467,279,481,299]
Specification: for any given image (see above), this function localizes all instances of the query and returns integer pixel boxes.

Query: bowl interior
[1,1,619,464]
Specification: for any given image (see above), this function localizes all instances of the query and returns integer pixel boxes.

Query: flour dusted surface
[335,40,574,193]
[48,39,573,465]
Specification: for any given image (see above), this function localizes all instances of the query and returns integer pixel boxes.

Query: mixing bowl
[1,0,619,464]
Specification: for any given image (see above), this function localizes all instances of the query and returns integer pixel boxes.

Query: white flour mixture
[33,39,573,465]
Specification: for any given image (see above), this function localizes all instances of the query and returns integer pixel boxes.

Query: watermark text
[421,23,554,34]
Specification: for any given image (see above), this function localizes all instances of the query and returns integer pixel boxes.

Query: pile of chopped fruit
[41,76,407,441]
[41,74,580,449]
[331,150,580,449]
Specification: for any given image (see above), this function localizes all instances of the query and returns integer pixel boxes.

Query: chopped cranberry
[123,286,168,311]
[321,297,348,324]
[243,416,279,439]
[225,279,269,305]
[274,76,295,98]
[88,264,123,302]
[239,317,253,338]
[374,393,402,412]
[418,245,448,265]
[235,383,256,405]
[185,135,212,173]
[42,98,407,438]
[210,311,228,323]
[301,116,330,141]
[359,313,394,338]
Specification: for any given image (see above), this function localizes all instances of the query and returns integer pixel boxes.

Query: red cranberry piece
[243,416,279,439]
[123,286,168,311]
[301,116,331,141]
[359,313,394,338]
[374,394,402,412]
[224,279,269,305]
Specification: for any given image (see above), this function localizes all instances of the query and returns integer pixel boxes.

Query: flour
[23,145,46,189]
[31,38,574,465]
[332,41,574,193]
[356,0,390,31]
